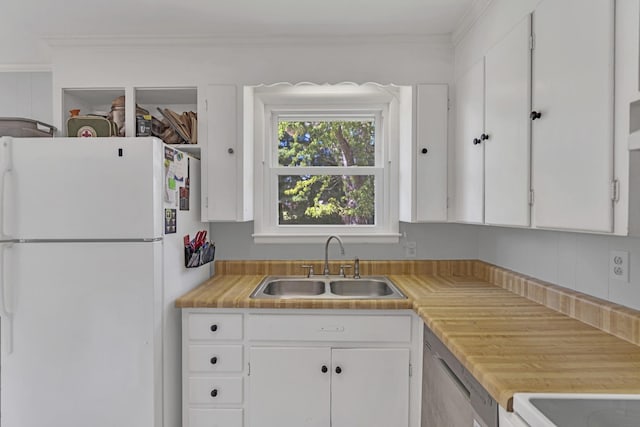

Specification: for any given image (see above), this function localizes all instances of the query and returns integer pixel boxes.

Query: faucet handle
[353,257,360,279]
[301,264,315,278]
[338,265,352,278]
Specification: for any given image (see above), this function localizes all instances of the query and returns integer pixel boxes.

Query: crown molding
[0,64,52,72]
[452,0,495,47]
[44,33,453,49]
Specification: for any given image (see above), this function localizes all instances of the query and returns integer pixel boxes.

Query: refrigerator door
[0,137,164,240]
[0,241,163,427]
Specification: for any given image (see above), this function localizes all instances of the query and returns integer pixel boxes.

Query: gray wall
[477,226,640,311]
[210,222,480,262]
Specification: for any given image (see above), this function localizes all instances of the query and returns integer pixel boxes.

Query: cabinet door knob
[321,365,328,373]
[481,133,489,141]
[227,148,235,154]
[421,147,428,154]
[210,324,218,332]
[335,366,342,374]
[210,389,218,398]
[473,138,481,145]
[530,111,542,120]
[210,356,218,365]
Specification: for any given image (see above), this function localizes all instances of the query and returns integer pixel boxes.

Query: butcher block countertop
[176,260,640,411]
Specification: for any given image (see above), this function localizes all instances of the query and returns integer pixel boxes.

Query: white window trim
[249,82,404,244]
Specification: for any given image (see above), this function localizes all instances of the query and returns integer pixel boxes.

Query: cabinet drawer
[247,314,411,342]
[189,345,244,373]
[188,408,243,427]
[189,377,243,405]
[188,314,243,341]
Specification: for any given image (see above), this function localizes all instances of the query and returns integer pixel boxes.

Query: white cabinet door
[204,84,252,222]
[399,84,448,223]
[531,0,614,232]
[484,15,532,227]
[415,84,448,222]
[249,347,331,427]
[331,348,410,427]
[454,60,485,224]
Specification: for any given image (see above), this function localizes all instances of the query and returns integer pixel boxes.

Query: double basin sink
[250,276,406,300]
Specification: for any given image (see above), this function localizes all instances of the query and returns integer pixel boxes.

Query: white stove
[512,393,640,427]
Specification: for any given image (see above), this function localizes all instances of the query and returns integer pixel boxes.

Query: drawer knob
[321,365,328,373]
[421,147,428,154]
[210,356,218,365]
[335,366,342,374]
[211,389,218,398]
[530,110,542,120]
[210,324,218,332]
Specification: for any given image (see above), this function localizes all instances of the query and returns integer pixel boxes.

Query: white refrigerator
[0,136,211,427]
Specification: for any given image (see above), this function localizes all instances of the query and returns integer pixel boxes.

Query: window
[249,83,406,243]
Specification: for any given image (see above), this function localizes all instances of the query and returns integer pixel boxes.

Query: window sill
[252,233,401,244]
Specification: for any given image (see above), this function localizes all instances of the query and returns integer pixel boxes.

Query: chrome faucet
[323,235,345,276]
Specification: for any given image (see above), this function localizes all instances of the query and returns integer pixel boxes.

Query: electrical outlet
[405,241,417,258]
[609,250,629,282]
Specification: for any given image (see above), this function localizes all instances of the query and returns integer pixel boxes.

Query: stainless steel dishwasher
[422,325,498,427]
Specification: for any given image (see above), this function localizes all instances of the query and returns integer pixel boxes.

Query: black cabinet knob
[210,324,218,332]
[530,111,542,120]
[473,138,481,145]
[421,148,428,154]
[321,365,328,373]
[228,148,235,154]
[210,356,218,365]
[480,133,489,141]
[210,389,218,398]
[335,366,342,374]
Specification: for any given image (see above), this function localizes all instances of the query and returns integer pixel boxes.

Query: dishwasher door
[422,326,494,427]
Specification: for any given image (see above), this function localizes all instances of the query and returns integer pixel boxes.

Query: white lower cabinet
[330,348,410,427]
[183,313,246,427]
[249,347,331,427]
[182,309,422,427]
[249,347,410,427]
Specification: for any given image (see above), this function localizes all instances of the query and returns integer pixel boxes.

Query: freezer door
[0,241,163,427]
[0,137,164,240]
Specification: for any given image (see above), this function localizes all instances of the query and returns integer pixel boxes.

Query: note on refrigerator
[165,158,177,204]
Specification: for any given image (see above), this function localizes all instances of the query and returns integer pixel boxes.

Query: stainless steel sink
[250,276,406,299]
[330,279,394,297]
[262,279,325,296]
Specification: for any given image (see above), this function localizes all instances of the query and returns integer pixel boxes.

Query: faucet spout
[323,235,345,276]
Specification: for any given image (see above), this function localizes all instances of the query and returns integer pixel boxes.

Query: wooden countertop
[176,262,640,411]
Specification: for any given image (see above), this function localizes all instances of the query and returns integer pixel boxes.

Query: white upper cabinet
[399,84,448,222]
[484,15,531,227]
[453,59,485,224]
[202,84,252,222]
[531,0,615,232]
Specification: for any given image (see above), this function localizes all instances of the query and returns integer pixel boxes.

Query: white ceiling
[1,0,475,64]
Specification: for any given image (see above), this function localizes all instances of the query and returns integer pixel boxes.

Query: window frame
[251,83,401,243]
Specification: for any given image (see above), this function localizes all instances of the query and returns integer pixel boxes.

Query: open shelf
[62,88,125,136]
[134,87,198,147]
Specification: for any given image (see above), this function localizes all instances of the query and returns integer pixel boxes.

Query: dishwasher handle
[435,355,470,400]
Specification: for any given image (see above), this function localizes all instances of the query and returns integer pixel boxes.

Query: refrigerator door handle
[0,138,14,240]
[0,242,14,354]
